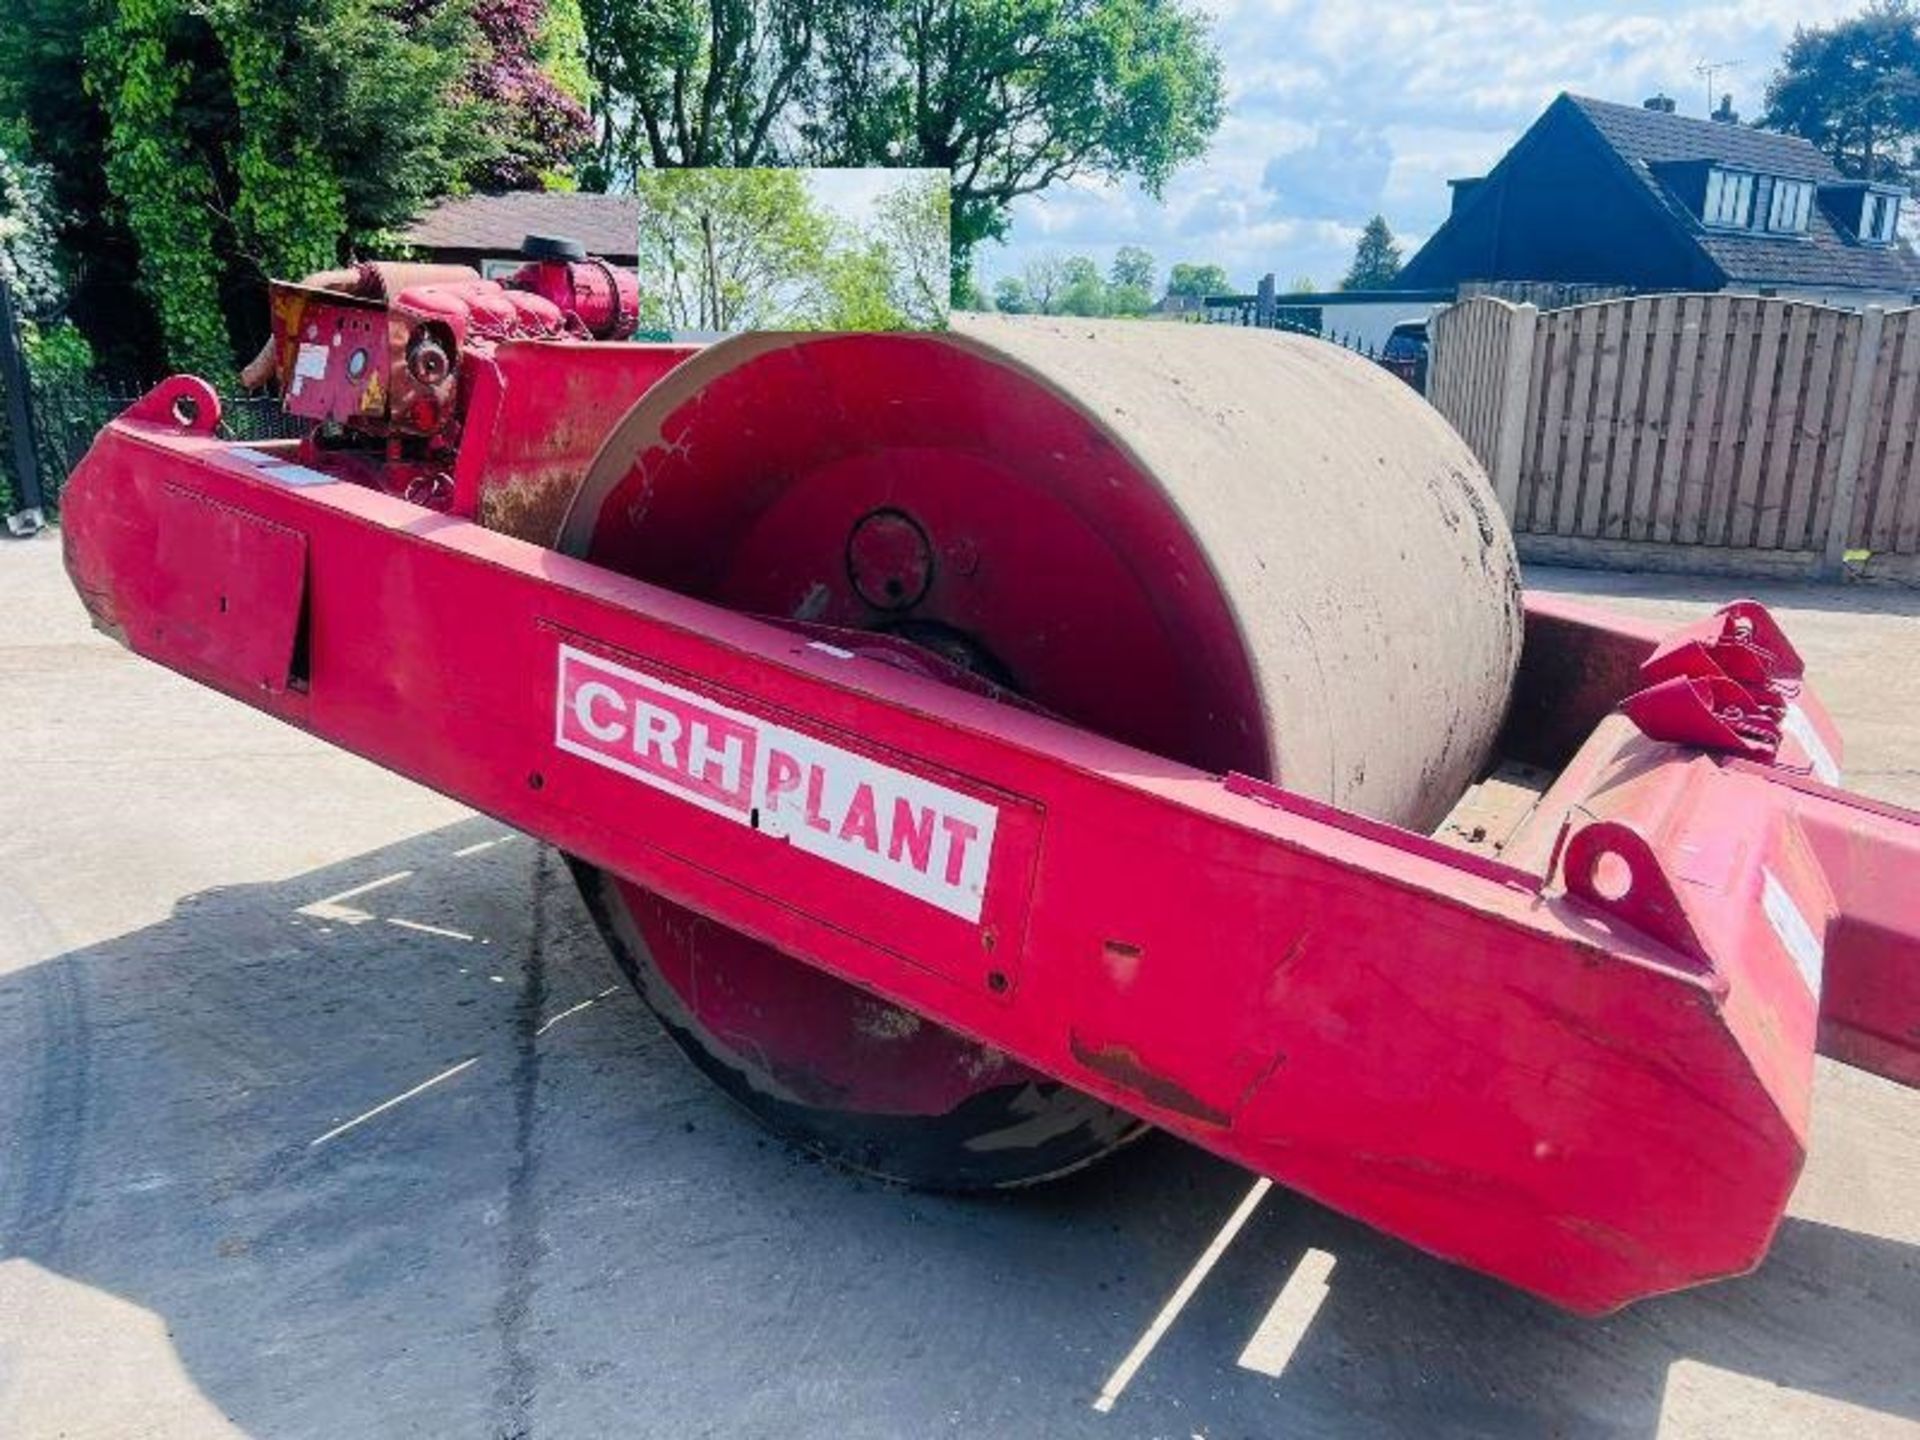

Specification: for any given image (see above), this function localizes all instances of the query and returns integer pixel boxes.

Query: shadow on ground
[3,817,1916,1438]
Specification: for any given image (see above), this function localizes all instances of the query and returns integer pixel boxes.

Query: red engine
[257,236,642,506]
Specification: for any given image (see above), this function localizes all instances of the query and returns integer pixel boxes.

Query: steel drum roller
[557,316,1524,1187]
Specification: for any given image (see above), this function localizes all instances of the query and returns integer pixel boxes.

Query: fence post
[1488,303,1538,520]
[1824,305,1885,579]
[0,278,48,536]
[1255,273,1276,329]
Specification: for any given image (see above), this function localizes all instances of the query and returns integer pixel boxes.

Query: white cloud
[977,0,1863,297]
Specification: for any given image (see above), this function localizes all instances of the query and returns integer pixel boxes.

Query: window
[1767,179,1814,234]
[1863,191,1902,244]
[1703,169,1755,228]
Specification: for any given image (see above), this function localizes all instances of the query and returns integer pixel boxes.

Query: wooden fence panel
[1862,309,1920,553]
[1807,311,1863,557]
[1426,293,1917,574]
[1653,296,1703,543]
[1755,304,1811,550]
[1427,299,1508,465]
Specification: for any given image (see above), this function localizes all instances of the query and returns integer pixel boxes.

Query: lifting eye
[1589,849,1634,901]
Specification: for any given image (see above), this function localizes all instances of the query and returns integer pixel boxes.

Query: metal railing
[3,373,304,530]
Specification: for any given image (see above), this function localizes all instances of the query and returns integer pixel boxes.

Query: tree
[1057,255,1108,315]
[580,0,817,174]
[465,0,595,189]
[0,143,67,318]
[1287,275,1317,293]
[952,268,988,311]
[873,172,949,328]
[1110,245,1155,292]
[820,0,1225,291]
[992,275,1033,313]
[1341,216,1402,291]
[1,0,591,377]
[631,169,944,332]
[632,168,831,330]
[814,239,908,330]
[74,0,505,376]
[1763,1,1920,183]
[1165,261,1231,301]
[1106,245,1155,314]
[583,0,1225,293]
[1019,254,1070,314]
[0,0,162,373]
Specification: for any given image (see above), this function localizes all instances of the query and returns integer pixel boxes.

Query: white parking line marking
[308,1057,479,1147]
[1236,1248,1335,1377]
[453,837,515,857]
[1092,1177,1271,1413]
[297,869,415,924]
[385,917,477,941]
[535,986,621,1036]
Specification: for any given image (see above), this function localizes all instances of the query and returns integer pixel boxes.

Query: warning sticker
[554,644,999,922]
[1761,867,1825,999]
[293,343,330,380]
[288,342,330,399]
[1781,703,1842,786]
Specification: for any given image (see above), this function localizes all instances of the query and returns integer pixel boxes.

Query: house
[1400,94,1920,307]
[401,192,641,277]
[1204,279,1455,352]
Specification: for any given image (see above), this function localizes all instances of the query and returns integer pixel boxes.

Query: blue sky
[809,167,944,232]
[983,0,1862,295]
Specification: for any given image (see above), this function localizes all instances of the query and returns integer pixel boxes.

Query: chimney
[1712,93,1739,124]
[1643,94,1676,114]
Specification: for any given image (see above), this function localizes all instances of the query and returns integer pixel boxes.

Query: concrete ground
[1,530,1916,1440]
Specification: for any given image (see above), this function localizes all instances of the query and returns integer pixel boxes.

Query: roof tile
[1570,95,1920,293]
[402,192,641,259]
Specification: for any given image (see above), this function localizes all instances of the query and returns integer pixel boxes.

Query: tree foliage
[985,247,1187,316]
[1763,0,1920,183]
[85,0,233,376]
[580,0,817,174]
[815,240,908,329]
[819,0,1224,286]
[631,168,948,331]
[1,0,590,377]
[582,0,1223,288]
[0,143,72,317]
[633,168,828,330]
[871,171,950,327]
[1106,244,1155,313]
[1341,215,1401,291]
[78,0,503,376]
[467,0,596,188]
[1164,261,1230,300]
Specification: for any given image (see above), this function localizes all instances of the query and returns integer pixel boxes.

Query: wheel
[551,318,1521,1187]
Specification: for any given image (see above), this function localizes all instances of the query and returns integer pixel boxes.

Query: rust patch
[1070,1033,1231,1126]
[477,467,589,546]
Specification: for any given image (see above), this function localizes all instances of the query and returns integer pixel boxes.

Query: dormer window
[1766,179,1814,234]
[1863,190,1902,244]
[1703,168,1754,227]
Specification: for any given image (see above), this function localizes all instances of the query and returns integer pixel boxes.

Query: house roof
[401,192,641,259]
[1565,95,1920,293]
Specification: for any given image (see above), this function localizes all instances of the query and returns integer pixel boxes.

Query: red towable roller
[59,250,1920,1315]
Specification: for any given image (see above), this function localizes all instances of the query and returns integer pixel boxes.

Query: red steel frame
[61,372,1920,1316]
